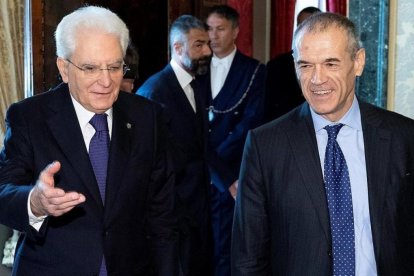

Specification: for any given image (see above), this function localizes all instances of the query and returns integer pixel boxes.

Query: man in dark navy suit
[137,15,213,276]
[204,5,265,276]
[233,12,414,275]
[0,6,176,276]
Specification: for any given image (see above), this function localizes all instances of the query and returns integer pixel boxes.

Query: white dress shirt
[210,47,236,99]
[28,95,113,231]
[170,59,196,112]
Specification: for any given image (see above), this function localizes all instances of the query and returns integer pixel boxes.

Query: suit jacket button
[327,250,332,257]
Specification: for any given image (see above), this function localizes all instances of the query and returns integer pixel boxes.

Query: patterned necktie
[324,124,355,275]
[89,113,109,203]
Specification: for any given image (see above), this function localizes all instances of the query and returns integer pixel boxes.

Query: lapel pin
[126,123,132,129]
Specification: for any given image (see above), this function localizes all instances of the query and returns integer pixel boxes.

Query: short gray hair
[292,12,361,60]
[169,15,206,53]
[55,6,129,59]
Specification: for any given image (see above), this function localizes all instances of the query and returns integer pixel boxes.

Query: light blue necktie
[324,124,355,276]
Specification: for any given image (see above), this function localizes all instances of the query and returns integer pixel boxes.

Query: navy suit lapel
[287,103,331,242]
[211,51,243,109]
[46,84,103,211]
[104,98,131,218]
[165,65,205,146]
[360,102,392,258]
[288,102,393,254]
[165,65,196,116]
[191,78,208,147]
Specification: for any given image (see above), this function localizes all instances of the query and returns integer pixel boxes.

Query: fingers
[229,181,238,200]
[230,190,237,200]
[39,161,61,188]
[40,191,86,217]
[31,184,86,217]
[30,161,86,217]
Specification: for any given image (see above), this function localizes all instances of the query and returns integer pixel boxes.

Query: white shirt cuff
[27,189,47,231]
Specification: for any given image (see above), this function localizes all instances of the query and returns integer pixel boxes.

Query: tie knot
[90,114,108,132]
[324,123,344,140]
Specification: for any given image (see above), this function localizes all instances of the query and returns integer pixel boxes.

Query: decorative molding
[24,0,33,98]
[387,0,397,111]
[349,0,389,108]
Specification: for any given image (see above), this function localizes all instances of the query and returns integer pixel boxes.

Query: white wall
[391,0,414,119]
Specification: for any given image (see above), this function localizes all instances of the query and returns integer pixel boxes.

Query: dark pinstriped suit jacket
[232,101,414,275]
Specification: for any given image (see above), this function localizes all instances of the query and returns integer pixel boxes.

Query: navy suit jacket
[232,101,414,275]
[0,83,177,275]
[202,50,265,192]
[137,64,210,228]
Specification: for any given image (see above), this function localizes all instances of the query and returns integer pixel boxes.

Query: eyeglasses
[66,59,130,79]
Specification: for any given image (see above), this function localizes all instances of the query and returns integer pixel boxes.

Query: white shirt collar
[170,59,194,90]
[311,95,362,132]
[70,94,113,130]
[211,46,237,68]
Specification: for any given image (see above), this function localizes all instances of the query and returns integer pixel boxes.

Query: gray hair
[292,12,361,60]
[55,6,129,59]
[169,15,206,53]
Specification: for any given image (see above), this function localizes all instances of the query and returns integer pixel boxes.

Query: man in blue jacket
[204,5,266,276]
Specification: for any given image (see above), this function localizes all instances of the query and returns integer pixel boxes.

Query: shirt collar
[211,46,237,68]
[70,94,113,129]
[311,95,362,132]
[170,59,194,89]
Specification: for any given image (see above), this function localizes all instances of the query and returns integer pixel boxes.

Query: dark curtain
[326,0,347,15]
[270,0,296,59]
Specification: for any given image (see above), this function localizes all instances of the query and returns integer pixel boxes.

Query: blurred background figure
[121,43,139,92]
[203,5,265,276]
[137,14,213,276]
[264,6,321,122]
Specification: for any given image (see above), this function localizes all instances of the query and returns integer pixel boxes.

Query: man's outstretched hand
[30,161,86,217]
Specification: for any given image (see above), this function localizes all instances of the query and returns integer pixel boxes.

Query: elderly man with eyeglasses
[0,6,177,276]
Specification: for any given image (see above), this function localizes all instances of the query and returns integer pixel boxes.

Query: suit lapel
[165,65,196,116]
[360,103,392,258]
[287,103,331,242]
[165,65,205,147]
[46,85,103,211]
[284,101,392,254]
[212,52,241,109]
[104,97,131,218]
[192,78,208,148]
